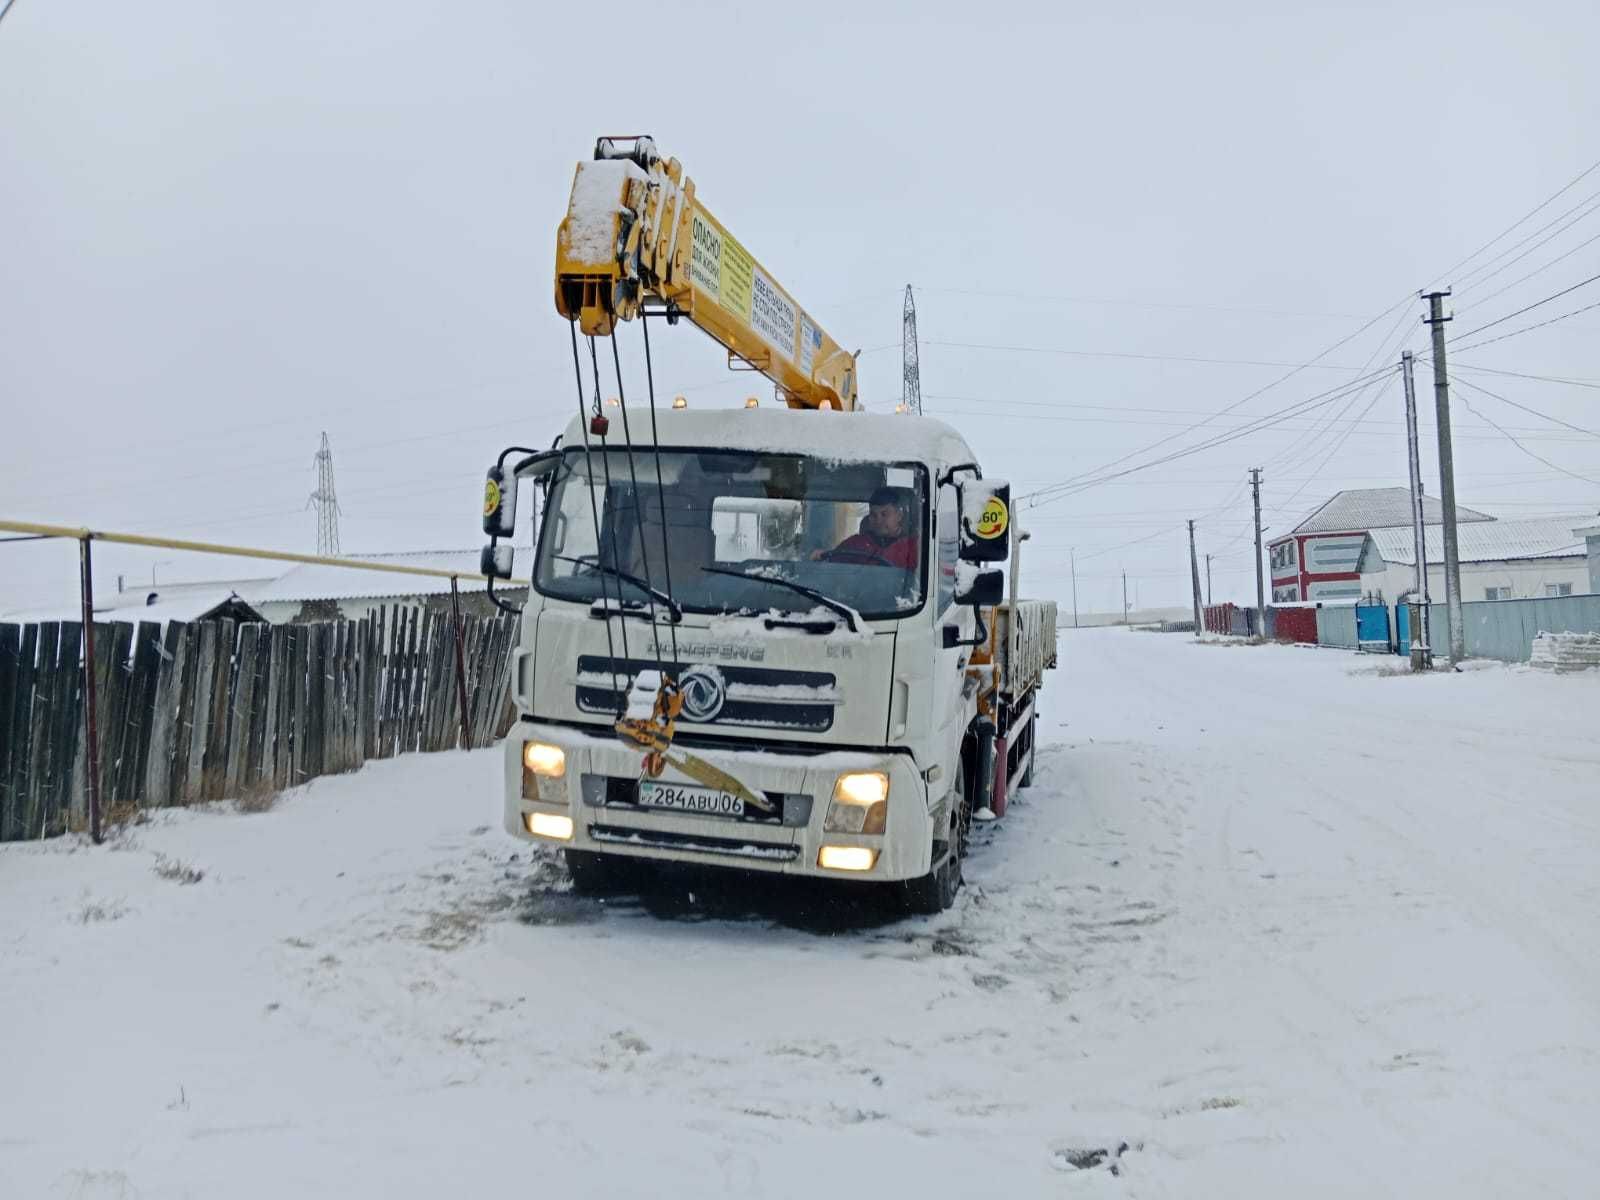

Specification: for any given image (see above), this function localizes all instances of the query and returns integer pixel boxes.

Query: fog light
[525,812,573,840]
[523,742,565,777]
[818,845,877,872]
[824,771,889,835]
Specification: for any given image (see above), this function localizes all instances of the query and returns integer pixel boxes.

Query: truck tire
[564,849,640,896]
[902,763,967,915]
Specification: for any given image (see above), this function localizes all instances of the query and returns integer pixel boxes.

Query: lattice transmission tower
[901,284,923,415]
[307,431,342,556]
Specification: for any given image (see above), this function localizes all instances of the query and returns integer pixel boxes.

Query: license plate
[637,780,744,817]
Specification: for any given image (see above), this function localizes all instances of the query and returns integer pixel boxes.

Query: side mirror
[483,450,562,537]
[955,566,1005,607]
[481,543,514,580]
[483,466,519,537]
[958,480,1011,563]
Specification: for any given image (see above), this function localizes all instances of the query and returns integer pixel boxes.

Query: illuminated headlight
[523,742,566,776]
[818,845,877,872]
[824,771,889,835]
[522,741,567,802]
[524,812,573,841]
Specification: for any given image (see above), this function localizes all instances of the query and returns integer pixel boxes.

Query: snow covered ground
[5,628,1600,1198]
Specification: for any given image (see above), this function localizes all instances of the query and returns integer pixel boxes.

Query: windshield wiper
[555,555,683,622]
[699,565,859,633]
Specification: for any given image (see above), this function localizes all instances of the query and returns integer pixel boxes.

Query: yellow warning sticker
[975,496,1009,540]
[483,478,502,519]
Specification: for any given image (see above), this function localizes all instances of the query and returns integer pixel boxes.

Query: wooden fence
[0,607,519,843]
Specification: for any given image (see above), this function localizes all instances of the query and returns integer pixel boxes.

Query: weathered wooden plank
[244,625,272,786]
[225,624,260,795]
[202,622,238,801]
[119,622,160,813]
[384,609,407,758]
[355,618,374,762]
[183,623,218,805]
[26,623,61,839]
[291,624,312,784]
[0,625,20,840]
[5,625,39,842]
[143,622,183,808]
[50,622,84,832]
[167,623,199,806]
[95,623,133,814]
[169,624,201,806]
[333,621,352,772]
[266,626,287,789]
[257,625,281,788]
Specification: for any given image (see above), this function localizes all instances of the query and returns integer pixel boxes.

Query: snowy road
[5,628,1600,1197]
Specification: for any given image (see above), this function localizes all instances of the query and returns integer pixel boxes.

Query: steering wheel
[819,546,899,568]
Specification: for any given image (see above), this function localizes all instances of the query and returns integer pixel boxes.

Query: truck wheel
[564,849,640,896]
[902,766,966,915]
[1018,713,1037,789]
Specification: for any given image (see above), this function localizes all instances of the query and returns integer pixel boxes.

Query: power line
[1020,364,1400,508]
[917,338,1383,372]
[1450,297,1600,355]
[909,285,1366,321]
[1448,375,1600,439]
[1448,271,1600,345]
[1456,227,1600,315]
[1454,188,1600,292]
[1438,157,1600,284]
[1451,382,1600,488]
[1450,363,1600,390]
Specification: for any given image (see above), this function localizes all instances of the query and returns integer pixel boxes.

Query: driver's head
[866,486,910,539]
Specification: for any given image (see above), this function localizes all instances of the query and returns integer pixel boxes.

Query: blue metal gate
[1355,603,1391,652]
[1394,602,1410,655]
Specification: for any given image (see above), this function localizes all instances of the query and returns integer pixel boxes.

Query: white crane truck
[480,138,1056,912]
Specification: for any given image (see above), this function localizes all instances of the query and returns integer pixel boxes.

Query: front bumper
[504,723,932,881]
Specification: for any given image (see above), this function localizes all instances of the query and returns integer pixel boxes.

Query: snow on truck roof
[557,408,977,468]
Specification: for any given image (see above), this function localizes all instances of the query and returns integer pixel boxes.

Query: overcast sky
[3,0,1598,617]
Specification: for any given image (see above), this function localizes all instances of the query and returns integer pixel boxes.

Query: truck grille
[575,655,838,732]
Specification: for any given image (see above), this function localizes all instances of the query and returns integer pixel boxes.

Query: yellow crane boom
[554,136,858,411]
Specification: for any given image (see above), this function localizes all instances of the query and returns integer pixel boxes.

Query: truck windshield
[533,448,928,621]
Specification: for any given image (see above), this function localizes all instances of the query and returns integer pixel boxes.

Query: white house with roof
[1267,488,1495,603]
[1357,517,1593,603]
[1269,487,1595,604]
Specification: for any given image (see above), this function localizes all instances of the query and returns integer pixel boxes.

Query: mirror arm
[943,604,990,649]
[496,445,541,470]
[937,462,982,488]
[484,542,524,616]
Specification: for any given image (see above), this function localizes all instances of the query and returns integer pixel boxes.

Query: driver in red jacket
[812,486,919,569]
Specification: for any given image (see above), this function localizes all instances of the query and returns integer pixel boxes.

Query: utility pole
[1070,546,1080,628]
[1401,350,1433,670]
[1121,569,1128,625]
[1423,291,1465,666]
[1205,553,1213,606]
[1187,519,1203,637]
[1249,467,1265,632]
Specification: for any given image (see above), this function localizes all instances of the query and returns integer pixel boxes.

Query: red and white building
[1267,488,1493,604]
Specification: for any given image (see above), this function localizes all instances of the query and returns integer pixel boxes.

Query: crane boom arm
[554,137,858,411]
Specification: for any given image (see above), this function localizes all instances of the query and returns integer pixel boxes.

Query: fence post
[78,536,103,845]
[450,578,471,750]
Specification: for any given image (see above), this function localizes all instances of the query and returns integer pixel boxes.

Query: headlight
[525,812,573,840]
[823,771,889,835]
[818,845,877,872]
[523,742,566,777]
